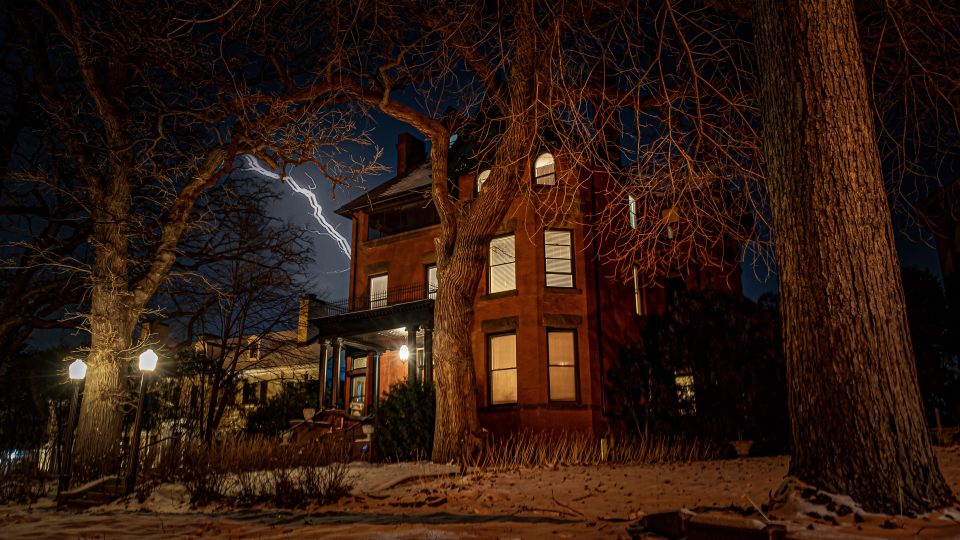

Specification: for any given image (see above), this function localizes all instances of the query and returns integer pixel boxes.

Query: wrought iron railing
[316,282,436,316]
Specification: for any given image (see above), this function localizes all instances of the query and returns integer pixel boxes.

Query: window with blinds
[628,195,637,229]
[489,333,517,405]
[534,153,556,185]
[489,235,516,293]
[548,330,577,401]
[369,274,388,308]
[426,265,438,299]
[544,230,574,288]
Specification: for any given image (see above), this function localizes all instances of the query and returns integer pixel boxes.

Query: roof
[336,160,432,217]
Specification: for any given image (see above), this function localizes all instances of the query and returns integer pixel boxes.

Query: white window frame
[488,332,517,405]
[544,229,574,288]
[488,235,516,293]
[534,153,556,185]
[369,274,388,308]
[426,264,438,299]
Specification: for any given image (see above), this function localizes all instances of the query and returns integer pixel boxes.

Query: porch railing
[315,282,436,316]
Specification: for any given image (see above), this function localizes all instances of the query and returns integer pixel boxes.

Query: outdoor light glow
[241,155,351,259]
[68,359,87,381]
[139,349,159,372]
[399,345,410,361]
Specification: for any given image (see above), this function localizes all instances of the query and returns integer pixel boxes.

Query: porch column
[407,325,418,383]
[423,325,433,384]
[370,351,381,410]
[319,339,331,409]
[332,338,343,409]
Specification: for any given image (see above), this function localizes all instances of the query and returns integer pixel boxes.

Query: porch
[304,283,435,419]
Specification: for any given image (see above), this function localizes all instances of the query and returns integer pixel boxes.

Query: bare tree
[302,0,756,462]
[161,179,316,441]
[7,0,377,478]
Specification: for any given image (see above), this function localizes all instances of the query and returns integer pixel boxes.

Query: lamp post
[126,349,157,495]
[58,358,86,495]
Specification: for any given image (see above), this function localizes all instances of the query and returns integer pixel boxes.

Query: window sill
[545,286,581,294]
[481,289,519,301]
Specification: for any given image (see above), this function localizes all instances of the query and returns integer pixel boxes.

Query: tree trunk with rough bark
[72,193,139,479]
[753,0,953,512]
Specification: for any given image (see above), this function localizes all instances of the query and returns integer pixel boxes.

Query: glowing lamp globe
[68,359,87,381]
[138,349,159,372]
[399,345,410,362]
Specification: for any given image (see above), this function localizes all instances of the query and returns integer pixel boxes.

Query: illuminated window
[675,372,696,415]
[489,235,516,293]
[476,169,491,193]
[628,195,637,229]
[426,264,438,299]
[369,274,388,308]
[632,267,646,316]
[489,333,517,405]
[547,330,577,401]
[534,153,556,185]
[544,230,574,288]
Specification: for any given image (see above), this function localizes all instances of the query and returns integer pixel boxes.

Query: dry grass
[142,435,352,507]
[472,431,722,472]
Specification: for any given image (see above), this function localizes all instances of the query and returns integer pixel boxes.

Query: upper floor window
[489,332,517,405]
[632,266,646,316]
[547,330,577,401]
[534,153,556,185]
[628,195,637,229]
[489,235,516,293]
[544,230,574,288]
[476,169,491,194]
[426,264,438,299]
[369,274,388,308]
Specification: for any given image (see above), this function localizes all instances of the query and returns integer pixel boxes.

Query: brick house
[298,133,741,435]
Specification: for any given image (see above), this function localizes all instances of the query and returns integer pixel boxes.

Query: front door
[349,375,366,416]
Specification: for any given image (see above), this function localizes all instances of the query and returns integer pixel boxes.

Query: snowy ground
[2,447,959,539]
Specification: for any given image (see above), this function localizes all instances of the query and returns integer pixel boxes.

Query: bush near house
[372,381,435,462]
[608,290,790,455]
[245,382,317,436]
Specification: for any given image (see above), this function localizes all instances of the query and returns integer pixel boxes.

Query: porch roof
[308,299,434,346]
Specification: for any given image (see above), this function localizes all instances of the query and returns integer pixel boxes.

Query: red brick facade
[312,134,740,436]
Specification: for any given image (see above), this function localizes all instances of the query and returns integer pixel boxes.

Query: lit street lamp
[58,359,87,495]
[126,349,157,495]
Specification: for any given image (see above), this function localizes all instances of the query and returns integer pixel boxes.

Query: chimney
[395,133,426,177]
[298,294,319,345]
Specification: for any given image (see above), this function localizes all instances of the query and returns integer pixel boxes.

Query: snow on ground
[2,447,959,539]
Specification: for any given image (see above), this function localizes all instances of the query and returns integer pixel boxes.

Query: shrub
[149,434,352,507]
[245,383,317,436]
[372,381,435,462]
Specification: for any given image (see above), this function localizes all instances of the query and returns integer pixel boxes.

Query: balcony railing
[315,282,436,316]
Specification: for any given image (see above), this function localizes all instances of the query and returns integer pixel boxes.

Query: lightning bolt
[241,156,352,259]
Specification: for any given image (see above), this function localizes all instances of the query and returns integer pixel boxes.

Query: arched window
[534,153,556,185]
[476,169,491,194]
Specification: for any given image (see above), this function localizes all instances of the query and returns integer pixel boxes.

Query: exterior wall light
[399,345,410,362]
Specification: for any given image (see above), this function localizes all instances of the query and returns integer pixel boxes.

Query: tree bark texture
[72,192,139,480]
[753,0,953,512]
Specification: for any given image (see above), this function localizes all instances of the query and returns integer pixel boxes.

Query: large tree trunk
[72,195,139,479]
[753,0,953,512]
[431,238,486,463]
